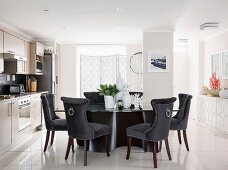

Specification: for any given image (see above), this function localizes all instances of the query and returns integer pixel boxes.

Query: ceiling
[0,0,228,44]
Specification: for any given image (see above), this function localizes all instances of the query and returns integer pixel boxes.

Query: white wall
[204,31,228,86]
[198,41,204,89]
[173,45,188,108]
[58,44,77,109]
[143,32,173,106]
[187,40,200,119]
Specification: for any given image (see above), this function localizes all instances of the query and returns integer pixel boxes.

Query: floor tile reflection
[0,120,228,170]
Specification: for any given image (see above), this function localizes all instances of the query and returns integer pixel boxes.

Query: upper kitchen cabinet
[32,42,44,57]
[0,30,3,73]
[3,32,24,56]
[4,40,29,74]
[30,42,45,75]
[24,41,31,74]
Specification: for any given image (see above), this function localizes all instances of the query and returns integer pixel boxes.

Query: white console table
[196,95,228,134]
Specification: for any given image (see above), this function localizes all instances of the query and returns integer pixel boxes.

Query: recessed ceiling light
[116,8,124,12]
[44,9,49,12]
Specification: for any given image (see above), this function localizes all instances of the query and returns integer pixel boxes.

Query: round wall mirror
[130,52,143,74]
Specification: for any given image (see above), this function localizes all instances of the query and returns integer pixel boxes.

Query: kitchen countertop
[0,91,48,103]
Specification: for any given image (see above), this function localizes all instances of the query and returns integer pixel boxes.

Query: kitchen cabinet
[24,41,31,74]
[11,99,20,143]
[36,43,45,57]
[0,30,3,73]
[31,42,44,57]
[31,94,42,130]
[30,42,44,75]
[4,60,27,74]
[3,32,24,56]
[0,100,12,151]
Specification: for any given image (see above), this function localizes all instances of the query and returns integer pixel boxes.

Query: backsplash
[0,73,27,94]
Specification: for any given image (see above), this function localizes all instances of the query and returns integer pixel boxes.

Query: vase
[104,96,114,109]
[207,88,220,97]
[219,88,228,98]
[122,85,131,109]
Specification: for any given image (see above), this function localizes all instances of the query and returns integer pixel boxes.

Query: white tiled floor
[1,120,228,170]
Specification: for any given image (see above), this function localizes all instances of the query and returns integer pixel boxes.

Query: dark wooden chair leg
[84,140,87,166]
[183,130,189,151]
[165,138,172,160]
[72,138,75,153]
[152,142,158,168]
[44,130,50,152]
[65,137,72,160]
[177,130,182,144]
[126,136,132,160]
[144,140,147,152]
[50,131,55,145]
[87,140,90,151]
[159,141,162,152]
[105,134,110,157]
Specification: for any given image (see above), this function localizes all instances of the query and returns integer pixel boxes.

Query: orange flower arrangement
[209,73,220,89]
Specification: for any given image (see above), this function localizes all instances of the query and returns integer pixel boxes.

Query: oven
[18,97,31,131]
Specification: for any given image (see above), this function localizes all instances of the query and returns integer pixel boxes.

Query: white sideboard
[196,95,228,134]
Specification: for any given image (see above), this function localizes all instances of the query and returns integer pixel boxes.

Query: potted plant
[97,84,119,109]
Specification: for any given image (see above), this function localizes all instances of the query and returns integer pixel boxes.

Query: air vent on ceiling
[200,22,219,30]
[178,39,188,43]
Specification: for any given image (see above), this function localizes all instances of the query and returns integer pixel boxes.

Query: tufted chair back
[61,97,95,139]
[84,92,104,105]
[173,93,193,129]
[145,97,176,142]
[41,93,60,130]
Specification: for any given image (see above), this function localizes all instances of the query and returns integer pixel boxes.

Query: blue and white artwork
[148,51,169,72]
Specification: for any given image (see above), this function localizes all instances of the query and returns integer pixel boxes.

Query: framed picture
[221,50,228,79]
[148,51,169,72]
[211,52,220,77]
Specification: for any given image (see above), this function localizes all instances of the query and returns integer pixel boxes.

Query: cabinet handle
[23,61,25,72]
[56,76,58,84]
[8,103,12,116]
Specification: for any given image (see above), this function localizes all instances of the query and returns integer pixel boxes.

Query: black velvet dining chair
[84,92,104,105]
[61,97,110,166]
[126,97,176,168]
[41,93,73,152]
[170,93,193,151]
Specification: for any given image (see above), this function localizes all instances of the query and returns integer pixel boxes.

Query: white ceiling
[0,0,228,44]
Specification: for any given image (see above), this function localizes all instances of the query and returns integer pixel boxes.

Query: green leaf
[99,92,105,96]
[105,89,110,95]
[97,83,119,96]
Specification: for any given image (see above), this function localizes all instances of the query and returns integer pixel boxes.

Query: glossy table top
[86,104,153,112]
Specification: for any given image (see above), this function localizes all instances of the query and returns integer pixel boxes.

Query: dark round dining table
[81,104,155,152]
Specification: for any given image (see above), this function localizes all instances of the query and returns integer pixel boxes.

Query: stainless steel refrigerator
[36,54,59,109]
